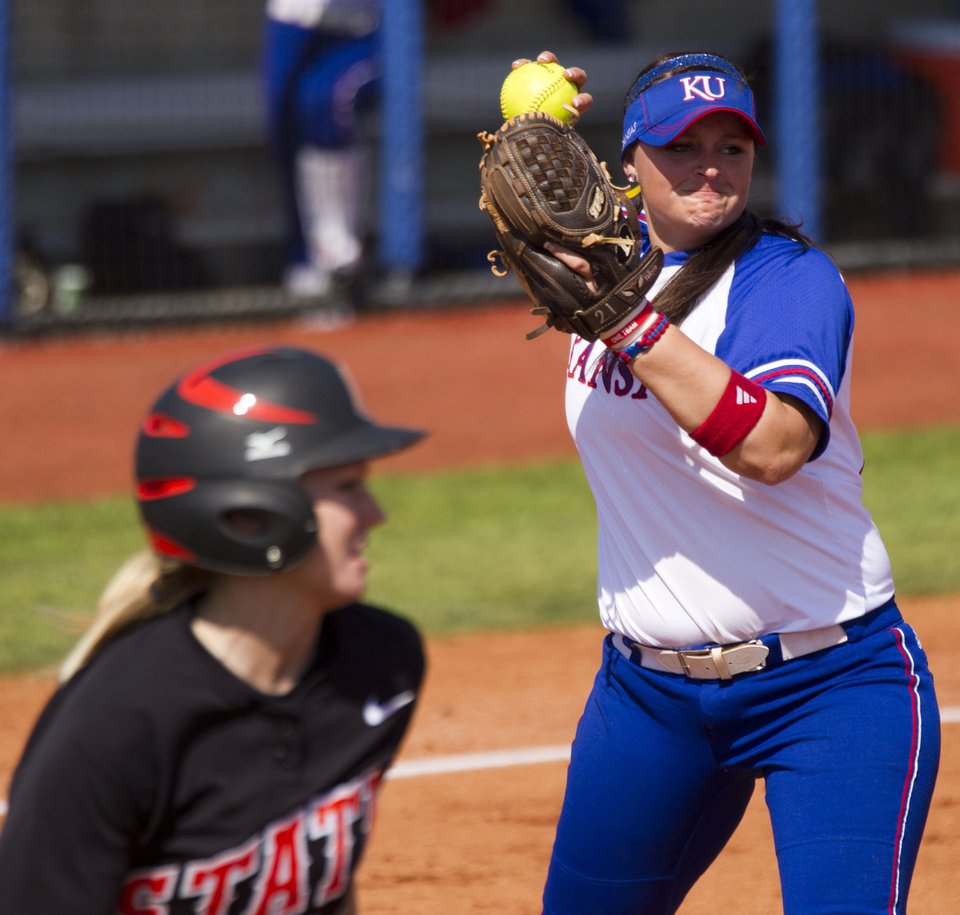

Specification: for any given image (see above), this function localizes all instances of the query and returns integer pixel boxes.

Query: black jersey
[0,601,424,914]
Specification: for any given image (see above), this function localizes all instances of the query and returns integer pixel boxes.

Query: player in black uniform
[0,345,426,914]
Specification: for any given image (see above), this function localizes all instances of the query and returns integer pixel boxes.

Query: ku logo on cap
[680,75,727,102]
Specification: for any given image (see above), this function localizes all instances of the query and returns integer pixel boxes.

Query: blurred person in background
[0,346,425,914]
[263,1,380,304]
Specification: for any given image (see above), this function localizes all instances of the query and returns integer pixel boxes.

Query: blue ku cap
[621,53,766,156]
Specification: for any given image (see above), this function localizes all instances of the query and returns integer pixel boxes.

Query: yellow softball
[500,61,579,123]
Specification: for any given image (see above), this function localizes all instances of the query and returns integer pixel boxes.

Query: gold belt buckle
[676,649,712,678]
[676,641,770,679]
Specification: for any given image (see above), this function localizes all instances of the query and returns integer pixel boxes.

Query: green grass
[365,460,598,634]
[860,426,960,596]
[0,427,957,673]
[0,498,143,671]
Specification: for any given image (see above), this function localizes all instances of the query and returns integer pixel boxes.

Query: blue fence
[0,0,10,324]
[379,0,424,276]
[775,0,821,241]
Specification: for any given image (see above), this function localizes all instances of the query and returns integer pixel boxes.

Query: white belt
[612,624,849,680]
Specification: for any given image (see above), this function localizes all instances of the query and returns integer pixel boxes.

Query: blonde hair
[58,550,212,683]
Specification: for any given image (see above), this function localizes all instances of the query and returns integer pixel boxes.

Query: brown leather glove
[478,111,662,340]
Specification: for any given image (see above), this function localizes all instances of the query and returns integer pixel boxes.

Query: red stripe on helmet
[137,477,196,500]
[177,350,316,424]
[142,413,191,438]
[147,530,196,563]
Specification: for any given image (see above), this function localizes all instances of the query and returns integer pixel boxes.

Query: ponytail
[649,212,813,326]
[59,550,212,683]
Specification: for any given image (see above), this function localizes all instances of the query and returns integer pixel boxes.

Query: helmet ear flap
[140,480,318,574]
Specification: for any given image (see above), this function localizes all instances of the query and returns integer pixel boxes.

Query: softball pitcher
[0,346,425,913]
[501,51,941,915]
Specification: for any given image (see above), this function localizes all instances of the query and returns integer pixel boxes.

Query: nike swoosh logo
[362,690,416,726]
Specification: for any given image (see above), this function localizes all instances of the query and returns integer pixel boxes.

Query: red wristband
[691,371,767,457]
[601,301,655,350]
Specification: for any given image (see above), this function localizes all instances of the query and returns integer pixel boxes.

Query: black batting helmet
[134,346,425,574]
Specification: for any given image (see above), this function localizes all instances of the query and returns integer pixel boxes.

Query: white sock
[294,146,364,275]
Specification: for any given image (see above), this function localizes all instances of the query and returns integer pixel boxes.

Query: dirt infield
[1,268,958,503]
[1,269,959,912]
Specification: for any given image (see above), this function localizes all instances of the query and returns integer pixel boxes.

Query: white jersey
[266,0,378,31]
[565,232,894,649]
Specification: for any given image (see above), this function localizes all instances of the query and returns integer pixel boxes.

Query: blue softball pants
[542,599,940,914]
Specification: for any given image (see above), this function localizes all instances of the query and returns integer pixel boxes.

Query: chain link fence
[6,0,960,333]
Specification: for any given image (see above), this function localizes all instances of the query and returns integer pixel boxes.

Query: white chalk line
[387,744,571,780]
[396,704,960,777]
[2,707,958,818]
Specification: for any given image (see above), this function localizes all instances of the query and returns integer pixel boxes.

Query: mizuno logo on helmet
[245,427,292,462]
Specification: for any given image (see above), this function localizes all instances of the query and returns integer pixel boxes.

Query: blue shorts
[542,599,940,915]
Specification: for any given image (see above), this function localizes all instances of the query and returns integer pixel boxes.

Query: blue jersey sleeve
[715,235,853,455]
